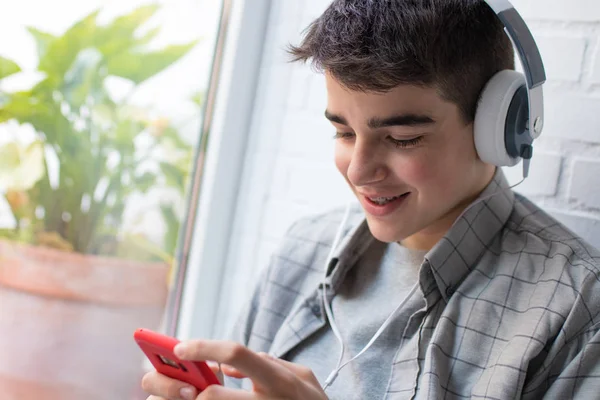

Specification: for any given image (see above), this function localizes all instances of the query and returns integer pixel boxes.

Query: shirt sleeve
[527,324,600,399]
[221,261,272,389]
[522,266,600,399]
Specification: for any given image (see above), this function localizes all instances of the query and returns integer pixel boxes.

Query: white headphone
[320,0,546,390]
[474,0,546,178]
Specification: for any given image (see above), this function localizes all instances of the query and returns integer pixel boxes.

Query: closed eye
[388,136,424,149]
[333,132,424,149]
[333,132,355,139]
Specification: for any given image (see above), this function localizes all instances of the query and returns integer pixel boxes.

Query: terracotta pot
[0,240,170,399]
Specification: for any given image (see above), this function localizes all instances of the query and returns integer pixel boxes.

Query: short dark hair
[288,0,515,123]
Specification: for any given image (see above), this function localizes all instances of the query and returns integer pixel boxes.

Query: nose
[346,138,387,186]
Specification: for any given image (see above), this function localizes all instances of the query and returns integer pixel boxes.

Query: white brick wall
[511,0,600,21]
[592,45,600,83]
[543,94,600,144]
[533,36,586,82]
[217,0,600,335]
[569,158,600,209]
[502,151,562,196]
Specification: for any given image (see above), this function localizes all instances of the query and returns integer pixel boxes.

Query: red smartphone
[134,328,221,391]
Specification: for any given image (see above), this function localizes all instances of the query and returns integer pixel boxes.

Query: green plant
[0,4,200,262]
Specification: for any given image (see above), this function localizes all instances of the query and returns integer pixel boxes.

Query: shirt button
[311,303,322,317]
[446,287,455,297]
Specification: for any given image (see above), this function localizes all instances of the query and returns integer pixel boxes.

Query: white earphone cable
[322,281,419,390]
[320,202,353,390]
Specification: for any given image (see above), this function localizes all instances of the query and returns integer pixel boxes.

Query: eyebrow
[324,110,435,129]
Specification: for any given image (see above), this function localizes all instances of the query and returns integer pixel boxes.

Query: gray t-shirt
[286,242,427,400]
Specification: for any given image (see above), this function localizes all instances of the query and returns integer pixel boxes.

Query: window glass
[0,0,223,398]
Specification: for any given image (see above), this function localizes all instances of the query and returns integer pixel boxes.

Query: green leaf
[31,75,61,97]
[0,226,36,244]
[160,203,180,256]
[161,126,191,150]
[95,4,161,56]
[135,27,162,47]
[62,48,105,109]
[106,41,197,84]
[114,119,144,153]
[0,56,21,81]
[135,171,157,193]
[38,9,100,79]
[0,92,72,145]
[159,162,185,192]
[26,27,58,60]
[190,91,204,107]
[0,228,19,241]
[111,4,160,35]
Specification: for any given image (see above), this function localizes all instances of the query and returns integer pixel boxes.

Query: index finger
[174,340,290,390]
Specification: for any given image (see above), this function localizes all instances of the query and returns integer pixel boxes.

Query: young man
[142,1,600,399]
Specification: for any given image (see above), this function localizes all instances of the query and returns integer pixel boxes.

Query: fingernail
[206,360,220,370]
[180,387,195,400]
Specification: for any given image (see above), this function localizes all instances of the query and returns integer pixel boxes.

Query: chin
[364,217,408,244]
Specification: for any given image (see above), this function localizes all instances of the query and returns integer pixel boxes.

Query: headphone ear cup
[474,70,527,167]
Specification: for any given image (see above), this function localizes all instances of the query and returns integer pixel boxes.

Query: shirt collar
[326,168,515,302]
[325,208,374,291]
[424,167,514,302]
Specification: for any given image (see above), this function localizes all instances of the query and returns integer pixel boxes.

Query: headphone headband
[484,0,546,138]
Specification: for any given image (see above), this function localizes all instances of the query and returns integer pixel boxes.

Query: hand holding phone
[134,328,221,392]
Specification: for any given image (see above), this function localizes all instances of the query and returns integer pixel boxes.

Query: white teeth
[369,195,402,205]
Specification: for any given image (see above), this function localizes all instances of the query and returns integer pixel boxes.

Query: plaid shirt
[229,168,600,399]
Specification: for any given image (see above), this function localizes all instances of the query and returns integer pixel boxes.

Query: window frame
[167,0,273,340]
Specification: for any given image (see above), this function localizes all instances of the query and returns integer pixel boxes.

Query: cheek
[334,142,350,177]
[398,152,457,194]
[393,152,436,183]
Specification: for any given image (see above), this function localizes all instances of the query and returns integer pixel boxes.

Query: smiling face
[327,74,496,250]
